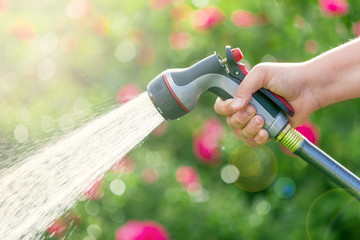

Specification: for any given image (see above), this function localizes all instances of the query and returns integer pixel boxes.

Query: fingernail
[254,116,262,126]
[259,130,266,138]
[231,97,244,109]
[245,106,255,117]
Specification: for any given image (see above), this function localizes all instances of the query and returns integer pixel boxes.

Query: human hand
[214,62,320,144]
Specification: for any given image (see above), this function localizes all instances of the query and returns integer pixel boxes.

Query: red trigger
[237,63,249,75]
[270,91,294,112]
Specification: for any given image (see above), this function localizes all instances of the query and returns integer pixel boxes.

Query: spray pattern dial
[147,46,294,139]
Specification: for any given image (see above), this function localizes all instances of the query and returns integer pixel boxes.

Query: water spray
[147,46,360,200]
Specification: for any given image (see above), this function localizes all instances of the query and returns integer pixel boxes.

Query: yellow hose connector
[276,124,305,152]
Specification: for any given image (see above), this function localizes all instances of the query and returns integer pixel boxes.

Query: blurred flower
[172,3,192,22]
[169,32,190,49]
[110,156,136,174]
[231,10,257,28]
[151,122,168,136]
[116,220,169,240]
[191,6,225,32]
[0,0,8,13]
[47,218,68,239]
[65,211,82,226]
[142,168,158,183]
[281,120,320,155]
[294,15,306,29]
[84,178,103,200]
[11,21,36,42]
[116,83,142,104]
[318,0,349,17]
[305,39,318,54]
[193,118,223,166]
[66,0,88,18]
[92,17,109,35]
[352,21,360,36]
[136,45,156,66]
[176,166,202,192]
[149,0,172,11]
[60,33,78,52]
[296,121,320,145]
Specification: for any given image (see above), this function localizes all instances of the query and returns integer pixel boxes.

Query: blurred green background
[1,0,360,239]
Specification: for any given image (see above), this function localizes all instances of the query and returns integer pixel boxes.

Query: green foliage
[1,0,360,239]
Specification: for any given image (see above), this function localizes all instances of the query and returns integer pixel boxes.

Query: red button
[231,48,244,62]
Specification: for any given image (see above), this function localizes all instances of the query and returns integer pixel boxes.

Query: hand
[214,62,320,144]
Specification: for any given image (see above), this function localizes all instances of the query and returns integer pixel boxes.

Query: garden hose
[147,45,360,200]
[276,125,360,200]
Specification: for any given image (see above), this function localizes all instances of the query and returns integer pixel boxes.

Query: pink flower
[116,83,142,104]
[0,0,8,14]
[296,121,320,145]
[136,45,156,66]
[231,10,257,28]
[281,121,320,155]
[319,0,349,17]
[176,166,201,192]
[191,6,225,31]
[65,212,82,226]
[172,3,192,22]
[305,39,318,54]
[193,118,223,166]
[352,21,360,36]
[169,32,190,50]
[116,220,169,240]
[149,0,172,11]
[11,21,36,42]
[47,219,68,239]
[110,156,136,174]
[84,178,103,200]
[142,168,158,183]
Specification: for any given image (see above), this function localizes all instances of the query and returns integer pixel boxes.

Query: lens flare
[274,177,296,198]
[229,145,277,192]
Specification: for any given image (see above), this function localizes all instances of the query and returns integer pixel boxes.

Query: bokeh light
[229,145,278,192]
[273,177,296,199]
[220,164,240,184]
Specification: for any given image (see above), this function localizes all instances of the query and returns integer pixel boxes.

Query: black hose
[294,138,360,200]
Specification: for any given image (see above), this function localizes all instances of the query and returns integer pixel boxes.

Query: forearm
[305,37,360,109]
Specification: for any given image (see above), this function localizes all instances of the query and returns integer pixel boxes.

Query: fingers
[230,114,269,145]
[241,115,264,139]
[214,97,237,116]
[226,105,256,129]
[231,64,269,111]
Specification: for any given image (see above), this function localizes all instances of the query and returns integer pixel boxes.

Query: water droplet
[192,0,209,8]
[114,41,136,63]
[253,199,271,216]
[87,224,102,239]
[84,201,99,216]
[145,151,162,167]
[38,58,56,81]
[110,179,126,196]
[107,13,131,35]
[14,124,29,143]
[248,213,263,227]
[41,115,55,133]
[220,164,240,184]
[39,32,58,54]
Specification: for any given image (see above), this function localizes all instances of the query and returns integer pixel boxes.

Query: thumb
[231,64,268,110]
